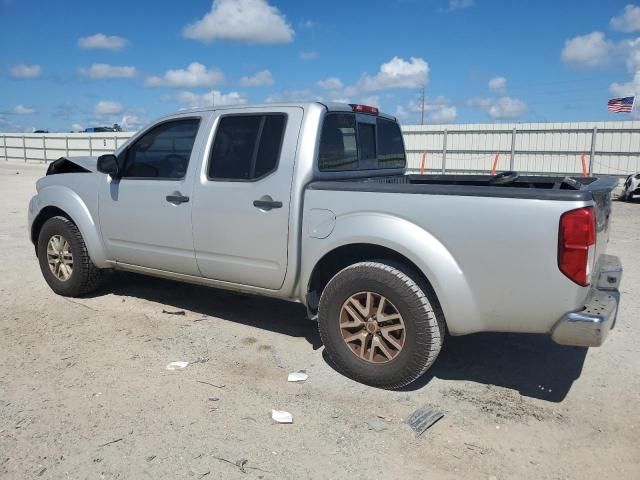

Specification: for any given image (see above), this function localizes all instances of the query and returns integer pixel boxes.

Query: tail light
[558,207,596,286]
[349,104,379,115]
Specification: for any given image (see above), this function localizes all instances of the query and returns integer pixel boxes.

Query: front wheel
[318,261,444,389]
[37,216,104,297]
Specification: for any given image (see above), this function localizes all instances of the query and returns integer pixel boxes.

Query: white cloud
[78,33,128,50]
[357,56,429,91]
[119,114,144,131]
[174,90,249,108]
[408,96,457,123]
[561,32,612,68]
[610,71,640,97]
[146,63,224,88]
[300,51,318,60]
[488,76,507,93]
[611,4,640,32]
[9,64,42,78]
[183,0,293,44]
[71,123,84,132]
[13,104,35,114]
[467,96,527,119]
[79,64,137,78]
[317,77,343,90]
[619,37,640,72]
[449,0,473,10]
[239,69,274,87]
[265,89,323,103]
[489,97,527,119]
[94,100,124,117]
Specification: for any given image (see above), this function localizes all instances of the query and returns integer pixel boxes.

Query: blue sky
[2,0,640,132]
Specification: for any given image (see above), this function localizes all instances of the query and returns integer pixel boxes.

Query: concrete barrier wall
[2,120,639,176]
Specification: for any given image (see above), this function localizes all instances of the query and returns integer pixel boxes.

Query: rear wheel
[37,216,104,297]
[318,261,444,389]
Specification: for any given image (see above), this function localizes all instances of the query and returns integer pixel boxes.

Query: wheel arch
[301,213,481,335]
[31,185,109,267]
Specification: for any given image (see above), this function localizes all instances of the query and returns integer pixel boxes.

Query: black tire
[318,261,444,389]
[37,216,104,297]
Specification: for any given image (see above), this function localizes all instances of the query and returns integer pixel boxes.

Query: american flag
[608,96,635,113]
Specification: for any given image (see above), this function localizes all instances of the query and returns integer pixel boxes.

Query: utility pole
[418,85,425,125]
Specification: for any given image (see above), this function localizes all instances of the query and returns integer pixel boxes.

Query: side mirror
[97,154,120,178]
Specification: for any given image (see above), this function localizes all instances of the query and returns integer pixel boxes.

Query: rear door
[98,115,208,275]
[191,106,303,289]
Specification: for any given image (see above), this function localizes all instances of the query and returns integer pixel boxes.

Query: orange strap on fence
[420,151,427,175]
[580,153,588,177]
[490,153,500,175]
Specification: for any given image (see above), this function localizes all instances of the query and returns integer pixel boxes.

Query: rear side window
[208,114,287,181]
[123,118,200,179]
[317,114,358,171]
[318,113,406,172]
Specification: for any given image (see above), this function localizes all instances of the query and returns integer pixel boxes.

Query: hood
[46,156,98,175]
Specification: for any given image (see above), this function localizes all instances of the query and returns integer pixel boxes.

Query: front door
[98,116,206,275]
[191,107,303,289]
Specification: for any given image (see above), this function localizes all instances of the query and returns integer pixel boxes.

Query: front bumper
[551,254,622,347]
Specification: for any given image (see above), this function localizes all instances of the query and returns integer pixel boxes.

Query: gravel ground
[1,162,639,480]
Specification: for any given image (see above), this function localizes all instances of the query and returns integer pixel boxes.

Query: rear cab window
[318,112,406,172]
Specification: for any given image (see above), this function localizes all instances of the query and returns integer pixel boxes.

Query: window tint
[123,119,200,179]
[376,118,406,168]
[208,114,286,180]
[318,113,406,172]
[317,114,358,171]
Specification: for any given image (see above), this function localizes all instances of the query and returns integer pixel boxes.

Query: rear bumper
[551,254,622,347]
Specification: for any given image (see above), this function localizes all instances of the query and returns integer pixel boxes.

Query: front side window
[318,113,406,172]
[208,114,287,180]
[122,118,200,179]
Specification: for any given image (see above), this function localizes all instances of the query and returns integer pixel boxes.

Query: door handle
[166,192,190,205]
[253,195,282,211]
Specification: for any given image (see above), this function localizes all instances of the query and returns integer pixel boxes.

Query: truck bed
[308,174,618,201]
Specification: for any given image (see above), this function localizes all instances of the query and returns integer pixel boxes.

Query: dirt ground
[1,161,639,480]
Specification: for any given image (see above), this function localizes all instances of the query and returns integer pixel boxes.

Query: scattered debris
[197,470,210,479]
[162,309,186,315]
[211,455,270,475]
[37,467,46,477]
[191,358,209,365]
[196,380,225,388]
[166,361,189,370]
[365,417,387,432]
[271,409,293,424]
[98,438,123,448]
[145,455,156,462]
[405,406,444,436]
[287,371,309,383]
[208,397,219,402]
[236,459,248,473]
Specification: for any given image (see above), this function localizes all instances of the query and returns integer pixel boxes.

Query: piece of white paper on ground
[271,409,293,423]
[166,361,189,370]
[287,371,309,382]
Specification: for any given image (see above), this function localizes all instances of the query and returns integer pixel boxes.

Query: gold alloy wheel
[47,235,73,281]
[339,291,406,363]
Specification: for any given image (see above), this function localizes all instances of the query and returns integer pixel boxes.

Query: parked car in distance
[28,102,623,389]
[621,172,640,201]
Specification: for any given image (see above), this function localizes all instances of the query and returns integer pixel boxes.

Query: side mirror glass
[97,154,120,178]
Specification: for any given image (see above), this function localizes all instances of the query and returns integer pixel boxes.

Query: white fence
[402,121,640,176]
[2,120,640,176]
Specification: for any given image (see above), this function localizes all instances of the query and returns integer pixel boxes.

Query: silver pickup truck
[28,102,623,389]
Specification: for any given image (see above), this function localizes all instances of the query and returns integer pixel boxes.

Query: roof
[162,101,397,121]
